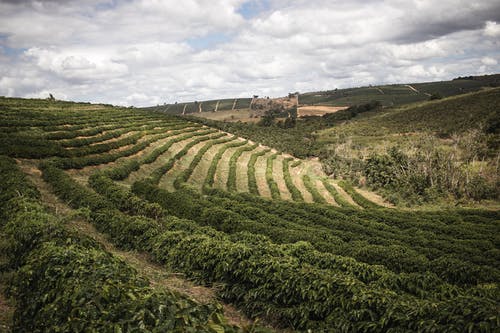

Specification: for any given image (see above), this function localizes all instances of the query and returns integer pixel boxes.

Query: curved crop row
[58,120,188,147]
[54,128,213,170]
[203,139,248,189]
[173,135,236,189]
[102,126,207,180]
[302,174,327,204]
[265,153,280,200]
[247,148,270,195]
[338,180,383,209]
[321,179,355,208]
[0,157,243,333]
[185,186,500,285]
[282,157,304,201]
[36,161,500,332]
[149,131,221,184]
[226,143,259,192]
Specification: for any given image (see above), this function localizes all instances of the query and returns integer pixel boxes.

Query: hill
[144,74,500,120]
[0,96,499,332]
[318,88,500,206]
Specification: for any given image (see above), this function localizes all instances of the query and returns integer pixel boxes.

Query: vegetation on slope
[0,96,499,332]
[320,88,500,206]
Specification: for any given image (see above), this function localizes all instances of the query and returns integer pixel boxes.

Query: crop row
[102,126,208,180]
[339,180,383,209]
[226,143,259,192]
[180,187,498,285]
[302,174,327,204]
[0,156,244,333]
[58,120,189,147]
[265,154,280,200]
[247,149,270,195]
[322,178,355,208]
[149,130,223,184]
[173,135,237,189]
[53,127,212,170]
[0,119,188,159]
[38,163,499,331]
[282,157,304,201]
[203,139,248,189]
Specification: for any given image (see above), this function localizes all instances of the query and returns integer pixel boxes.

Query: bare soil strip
[187,138,236,189]
[288,164,314,203]
[331,181,361,208]
[213,143,246,191]
[297,105,348,117]
[273,155,292,201]
[254,151,272,198]
[64,128,200,184]
[354,187,395,208]
[121,130,206,185]
[314,178,339,206]
[235,146,260,193]
[160,138,217,191]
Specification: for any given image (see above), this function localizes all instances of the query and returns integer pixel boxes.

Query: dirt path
[254,151,272,198]
[273,155,292,201]
[354,187,395,208]
[404,84,420,94]
[314,178,338,206]
[15,159,253,328]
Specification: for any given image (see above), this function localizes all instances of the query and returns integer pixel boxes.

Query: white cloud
[484,21,500,37]
[482,56,498,66]
[0,0,499,106]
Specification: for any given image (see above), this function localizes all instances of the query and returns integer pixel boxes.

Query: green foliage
[174,135,235,189]
[203,139,248,189]
[148,130,220,184]
[321,179,354,208]
[247,149,270,195]
[282,158,304,201]
[226,143,258,192]
[1,156,242,333]
[265,154,280,200]
[338,180,383,209]
[302,175,327,204]
[89,173,164,219]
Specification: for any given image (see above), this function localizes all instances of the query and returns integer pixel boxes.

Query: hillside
[144,75,500,120]
[0,97,499,332]
[318,88,500,206]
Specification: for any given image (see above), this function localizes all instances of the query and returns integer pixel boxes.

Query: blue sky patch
[237,0,271,19]
[187,32,232,50]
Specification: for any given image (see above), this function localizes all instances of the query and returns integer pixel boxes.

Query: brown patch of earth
[298,105,348,117]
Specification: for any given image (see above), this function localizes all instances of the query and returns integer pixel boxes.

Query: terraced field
[1,97,498,332]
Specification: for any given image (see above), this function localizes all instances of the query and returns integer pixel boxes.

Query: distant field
[190,108,258,123]
[299,77,498,107]
[297,105,348,117]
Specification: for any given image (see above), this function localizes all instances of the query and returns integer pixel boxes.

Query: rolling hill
[0,96,499,332]
[144,74,500,119]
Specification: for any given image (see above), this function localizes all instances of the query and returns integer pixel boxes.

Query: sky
[0,0,499,106]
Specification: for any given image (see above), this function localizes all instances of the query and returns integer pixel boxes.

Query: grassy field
[0,95,498,332]
[299,75,499,107]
